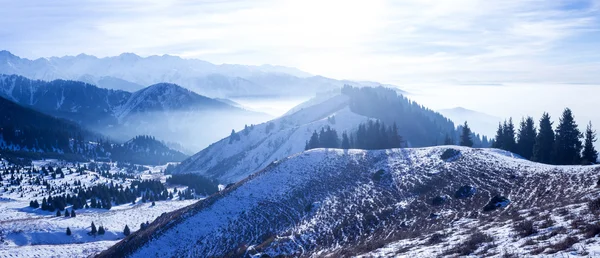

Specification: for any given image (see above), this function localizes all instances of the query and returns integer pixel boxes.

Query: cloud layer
[1,0,599,84]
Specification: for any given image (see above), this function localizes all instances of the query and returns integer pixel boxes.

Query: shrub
[446,231,494,256]
[547,236,578,253]
[427,233,446,245]
[513,220,537,238]
[372,169,385,182]
[441,149,460,160]
[587,197,600,214]
[583,222,600,238]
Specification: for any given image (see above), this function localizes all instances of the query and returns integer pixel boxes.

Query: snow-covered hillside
[173,94,371,183]
[0,159,199,257]
[99,147,600,257]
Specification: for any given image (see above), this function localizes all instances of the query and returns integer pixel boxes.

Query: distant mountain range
[0,50,391,98]
[0,74,270,151]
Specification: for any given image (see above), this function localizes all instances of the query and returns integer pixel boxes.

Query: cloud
[0,0,599,84]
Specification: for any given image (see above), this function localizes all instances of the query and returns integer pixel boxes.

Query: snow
[175,94,372,183]
[123,147,600,257]
[0,160,198,257]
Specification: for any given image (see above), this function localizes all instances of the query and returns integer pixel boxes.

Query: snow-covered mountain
[98,147,600,257]
[173,86,487,184]
[0,50,378,98]
[0,74,269,150]
[438,107,501,138]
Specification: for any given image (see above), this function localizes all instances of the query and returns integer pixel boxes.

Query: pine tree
[532,113,555,164]
[66,227,71,236]
[502,118,517,152]
[91,222,97,235]
[582,122,598,164]
[56,210,61,217]
[64,209,70,217]
[444,134,454,145]
[98,226,105,235]
[492,123,504,149]
[516,117,536,160]
[554,108,582,165]
[341,132,351,149]
[459,122,473,147]
[124,225,131,236]
[71,209,76,217]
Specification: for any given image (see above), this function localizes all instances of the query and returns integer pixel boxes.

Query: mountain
[110,135,188,165]
[0,94,188,164]
[98,147,600,257]
[173,86,490,184]
[438,107,500,138]
[0,50,397,98]
[0,95,101,160]
[0,74,270,150]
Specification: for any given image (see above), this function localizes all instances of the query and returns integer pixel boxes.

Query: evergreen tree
[554,108,582,165]
[305,131,320,150]
[71,209,76,217]
[341,132,351,149]
[532,113,555,164]
[502,119,517,152]
[516,117,536,160]
[582,122,598,164]
[124,224,131,236]
[459,122,473,147]
[64,209,70,217]
[98,226,106,235]
[444,134,454,145]
[66,227,71,236]
[91,222,97,235]
[56,210,61,217]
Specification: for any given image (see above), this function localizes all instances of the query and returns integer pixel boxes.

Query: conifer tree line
[491,108,598,165]
[305,120,404,150]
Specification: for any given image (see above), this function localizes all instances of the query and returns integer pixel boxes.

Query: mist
[94,108,273,153]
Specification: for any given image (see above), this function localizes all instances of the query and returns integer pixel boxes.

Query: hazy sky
[2,0,600,85]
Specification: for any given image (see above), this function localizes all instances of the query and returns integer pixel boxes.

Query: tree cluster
[492,108,597,165]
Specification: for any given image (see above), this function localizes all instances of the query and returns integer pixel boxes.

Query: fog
[230,97,309,117]
[96,108,273,154]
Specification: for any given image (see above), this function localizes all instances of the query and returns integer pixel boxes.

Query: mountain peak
[0,50,17,59]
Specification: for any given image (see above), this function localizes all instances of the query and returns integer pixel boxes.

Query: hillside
[98,147,600,257]
[111,135,188,165]
[0,75,269,150]
[0,95,99,160]
[173,86,489,184]
[438,107,501,138]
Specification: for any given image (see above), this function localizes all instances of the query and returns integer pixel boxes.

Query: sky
[1,0,600,85]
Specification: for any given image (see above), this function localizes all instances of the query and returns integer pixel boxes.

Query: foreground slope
[99,147,600,257]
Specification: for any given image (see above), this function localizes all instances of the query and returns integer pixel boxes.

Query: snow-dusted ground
[175,94,372,183]
[102,147,600,257]
[0,159,197,257]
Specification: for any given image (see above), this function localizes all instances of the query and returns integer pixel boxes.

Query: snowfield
[100,146,600,257]
[0,160,198,258]
[174,94,372,183]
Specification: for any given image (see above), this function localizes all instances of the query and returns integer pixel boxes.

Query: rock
[483,196,510,212]
[454,185,477,199]
[441,149,461,161]
[431,195,449,206]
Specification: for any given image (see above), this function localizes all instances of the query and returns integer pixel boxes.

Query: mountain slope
[0,95,98,159]
[0,75,268,150]
[110,135,188,165]
[173,86,485,184]
[98,147,600,257]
